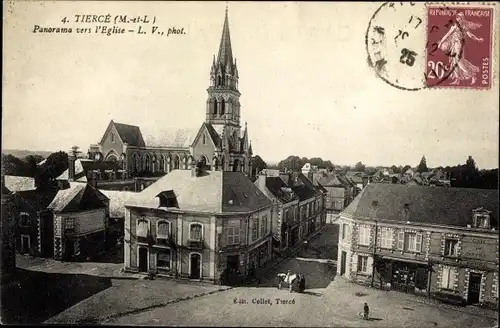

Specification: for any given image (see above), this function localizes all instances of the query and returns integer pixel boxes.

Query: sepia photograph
[1,1,499,326]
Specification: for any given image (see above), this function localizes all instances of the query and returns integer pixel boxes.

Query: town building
[48,182,109,261]
[255,173,299,254]
[123,165,273,284]
[13,189,58,257]
[309,172,355,224]
[87,9,253,179]
[1,175,17,282]
[337,184,499,308]
[279,172,327,245]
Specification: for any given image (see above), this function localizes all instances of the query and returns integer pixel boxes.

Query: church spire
[217,6,233,67]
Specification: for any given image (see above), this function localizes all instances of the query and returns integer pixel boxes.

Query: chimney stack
[258,171,267,191]
[68,154,76,182]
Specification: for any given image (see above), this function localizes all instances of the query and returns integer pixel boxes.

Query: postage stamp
[365,2,495,91]
[426,6,494,89]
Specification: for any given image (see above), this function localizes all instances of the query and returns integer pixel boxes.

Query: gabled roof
[48,183,108,213]
[343,184,499,228]
[5,175,36,192]
[287,173,322,201]
[113,122,146,147]
[126,170,272,214]
[14,189,58,213]
[99,189,137,219]
[204,123,222,147]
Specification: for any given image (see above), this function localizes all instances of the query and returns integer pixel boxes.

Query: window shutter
[353,255,358,272]
[441,266,450,289]
[397,231,405,250]
[416,233,423,252]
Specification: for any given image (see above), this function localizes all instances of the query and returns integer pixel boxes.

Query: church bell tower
[205,8,241,129]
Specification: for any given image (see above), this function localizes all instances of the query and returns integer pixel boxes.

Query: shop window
[157,249,171,270]
[357,255,368,273]
[358,226,371,246]
[444,239,459,257]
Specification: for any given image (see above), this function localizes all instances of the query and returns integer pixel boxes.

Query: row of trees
[274,156,334,172]
[2,151,69,189]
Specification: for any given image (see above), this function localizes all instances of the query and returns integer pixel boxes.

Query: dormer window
[472,208,492,229]
[156,190,179,208]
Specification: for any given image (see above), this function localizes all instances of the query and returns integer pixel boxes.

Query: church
[88,9,254,178]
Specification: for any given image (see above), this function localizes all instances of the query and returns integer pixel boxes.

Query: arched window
[133,153,141,172]
[217,75,222,86]
[144,155,150,172]
[111,132,115,143]
[212,99,217,115]
[202,134,206,145]
[160,155,165,172]
[221,99,225,115]
[233,159,239,172]
[173,155,180,170]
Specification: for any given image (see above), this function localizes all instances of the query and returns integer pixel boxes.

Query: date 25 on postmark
[426,6,493,89]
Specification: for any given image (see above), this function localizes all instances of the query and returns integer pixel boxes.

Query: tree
[36,151,69,187]
[390,165,401,173]
[416,156,428,173]
[252,155,267,175]
[277,155,306,172]
[354,161,365,172]
[25,155,45,177]
[402,165,412,173]
[1,154,29,176]
[323,160,334,172]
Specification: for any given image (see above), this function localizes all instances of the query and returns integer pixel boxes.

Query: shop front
[375,256,430,295]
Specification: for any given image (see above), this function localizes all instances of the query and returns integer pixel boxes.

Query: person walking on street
[363,302,369,320]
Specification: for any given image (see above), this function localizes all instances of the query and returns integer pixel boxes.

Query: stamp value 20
[426,6,494,89]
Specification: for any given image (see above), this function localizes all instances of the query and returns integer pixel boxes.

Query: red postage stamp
[426,6,494,89]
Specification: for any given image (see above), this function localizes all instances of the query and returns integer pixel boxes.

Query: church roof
[113,122,146,147]
[204,123,222,147]
[217,8,233,67]
[142,127,198,148]
[126,170,272,214]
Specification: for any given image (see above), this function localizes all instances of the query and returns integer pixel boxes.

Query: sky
[3,1,499,169]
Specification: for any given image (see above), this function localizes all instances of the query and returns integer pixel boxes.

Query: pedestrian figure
[359,302,369,320]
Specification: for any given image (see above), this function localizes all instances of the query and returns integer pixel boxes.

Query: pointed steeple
[217,6,233,68]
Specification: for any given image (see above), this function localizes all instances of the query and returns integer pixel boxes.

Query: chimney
[68,154,76,181]
[258,172,267,191]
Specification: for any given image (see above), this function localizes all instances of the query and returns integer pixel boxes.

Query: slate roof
[204,123,222,147]
[99,189,137,219]
[57,159,121,182]
[114,122,146,147]
[14,189,58,213]
[343,183,499,228]
[262,177,298,203]
[142,126,198,148]
[5,175,36,192]
[126,170,272,214]
[280,173,322,201]
[48,183,108,213]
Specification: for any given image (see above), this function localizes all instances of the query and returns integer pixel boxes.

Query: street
[102,224,497,327]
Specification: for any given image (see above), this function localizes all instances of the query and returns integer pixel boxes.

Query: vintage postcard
[1,1,499,326]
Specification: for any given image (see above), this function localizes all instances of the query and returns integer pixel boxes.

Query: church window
[221,99,225,115]
[111,132,115,143]
[203,134,206,145]
[218,75,222,86]
[212,99,217,115]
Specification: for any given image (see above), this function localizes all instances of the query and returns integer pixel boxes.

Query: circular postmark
[365,2,465,91]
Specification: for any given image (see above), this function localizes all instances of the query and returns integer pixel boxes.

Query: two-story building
[338,184,498,308]
[48,182,109,261]
[254,173,299,255]
[124,163,273,284]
